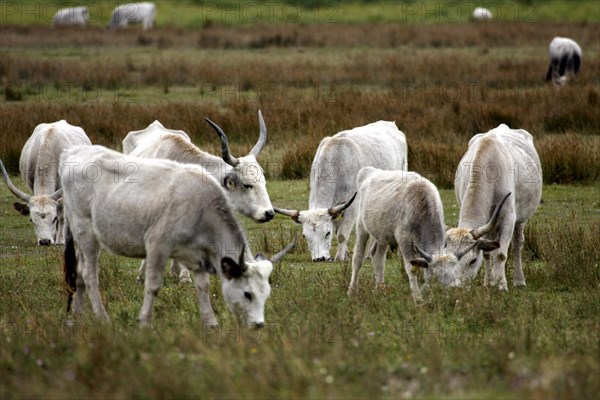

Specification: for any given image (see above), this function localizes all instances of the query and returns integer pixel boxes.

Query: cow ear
[477,239,501,252]
[410,259,429,269]
[14,202,30,216]
[223,175,237,191]
[221,257,244,280]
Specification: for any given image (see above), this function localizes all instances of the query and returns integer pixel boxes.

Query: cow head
[205,111,274,223]
[220,253,273,328]
[274,193,356,262]
[443,192,511,282]
[1,160,62,246]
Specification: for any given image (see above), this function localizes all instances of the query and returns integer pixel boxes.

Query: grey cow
[1,120,91,246]
[60,145,274,328]
[348,167,506,300]
[447,124,542,290]
[275,121,408,262]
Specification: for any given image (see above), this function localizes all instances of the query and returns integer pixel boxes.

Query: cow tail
[62,219,77,313]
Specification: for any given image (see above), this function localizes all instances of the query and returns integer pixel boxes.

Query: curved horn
[456,241,480,260]
[0,159,31,202]
[249,110,267,158]
[270,239,296,264]
[50,188,63,201]
[204,118,239,167]
[274,207,300,220]
[471,192,512,240]
[328,192,357,216]
[414,245,433,263]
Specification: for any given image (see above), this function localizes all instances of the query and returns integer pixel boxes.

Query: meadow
[1,0,600,399]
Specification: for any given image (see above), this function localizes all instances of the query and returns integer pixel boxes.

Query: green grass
[1,0,599,26]
[1,178,598,399]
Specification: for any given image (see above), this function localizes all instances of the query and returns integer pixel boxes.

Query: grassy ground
[1,0,599,26]
[0,178,599,399]
[1,3,599,398]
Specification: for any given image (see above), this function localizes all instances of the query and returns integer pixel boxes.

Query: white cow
[546,37,582,86]
[275,121,408,262]
[348,167,505,300]
[123,114,275,283]
[447,124,542,290]
[108,2,155,30]
[52,6,88,27]
[123,113,274,223]
[0,120,91,246]
[60,145,275,328]
[472,7,493,21]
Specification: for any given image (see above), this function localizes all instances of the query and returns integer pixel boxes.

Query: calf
[348,167,505,300]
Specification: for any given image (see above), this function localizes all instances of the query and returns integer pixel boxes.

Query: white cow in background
[109,2,156,30]
[60,145,277,328]
[447,124,542,290]
[275,121,407,262]
[546,37,582,86]
[52,6,88,27]
[0,120,91,246]
[348,168,506,300]
[472,7,493,21]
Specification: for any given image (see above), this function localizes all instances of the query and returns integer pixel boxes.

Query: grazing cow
[447,124,542,290]
[472,7,493,21]
[546,37,582,86]
[275,121,408,262]
[60,145,277,328]
[348,167,505,300]
[109,2,156,30]
[52,6,88,27]
[0,120,91,246]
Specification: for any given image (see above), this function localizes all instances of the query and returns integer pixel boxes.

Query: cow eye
[469,258,477,265]
[244,184,253,189]
[325,231,331,238]
[244,291,253,301]
[53,217,58,223]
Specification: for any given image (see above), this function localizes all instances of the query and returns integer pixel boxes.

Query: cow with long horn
[447,124,542,290]
[274,121,408,262]
[122,111,274,282]
[347,167,506,301]
[0,120,91,246]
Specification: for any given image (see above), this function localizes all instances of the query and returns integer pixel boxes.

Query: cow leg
[170,260,192,283]
[335,209,356,261]
[348,222,369,295]
[138,251,168,327]
[401,243,422,301]
[55,219,65,245]
[192,270,218,327]
[78,238,109,322]
[483,253,492,286]
[512,222,526,287]
[372,242,388,288]
[136,260,146,284]
[72,259,87,315]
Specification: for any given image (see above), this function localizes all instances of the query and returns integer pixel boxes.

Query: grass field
[1,0,600,398]
[1,179,599,399]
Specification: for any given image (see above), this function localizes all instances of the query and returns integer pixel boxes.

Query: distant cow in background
[472,7,493,21]
[109,2,156,30]
[546,37,582,86]
[52,6,89,27]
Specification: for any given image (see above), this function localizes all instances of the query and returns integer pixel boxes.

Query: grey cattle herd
[1,110,544,328]
[3,25,581,327]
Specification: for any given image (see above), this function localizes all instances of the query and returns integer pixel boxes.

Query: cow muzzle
[38,239,53,246]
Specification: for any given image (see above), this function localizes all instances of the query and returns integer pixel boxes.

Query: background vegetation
[1,1,599,399]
